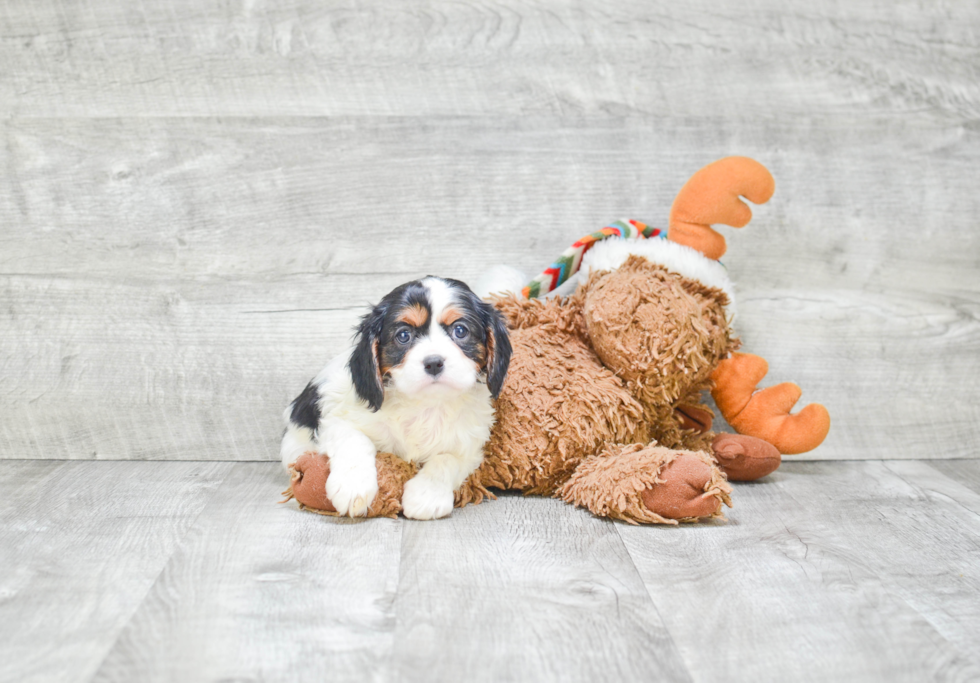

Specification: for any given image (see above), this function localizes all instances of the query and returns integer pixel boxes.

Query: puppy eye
[452,324,469,340]
[395,329,412,344]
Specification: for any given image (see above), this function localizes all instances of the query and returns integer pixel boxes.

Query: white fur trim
[474,264,528,299]
[547,274,583,299]
[580,238,737,315]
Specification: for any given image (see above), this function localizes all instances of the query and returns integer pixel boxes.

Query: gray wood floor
[2,458,979,683]
[3,1,980,681]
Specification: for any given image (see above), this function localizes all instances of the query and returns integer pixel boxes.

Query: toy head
[581,255,735,407]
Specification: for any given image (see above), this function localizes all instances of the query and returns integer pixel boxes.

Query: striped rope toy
[522,219,664,299]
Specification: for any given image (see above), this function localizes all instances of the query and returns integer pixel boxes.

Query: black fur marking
[439,277,512,398]
[484,303,512,398]
[349,304,387,412]
[349,280,433,411]
[289,381,321,433]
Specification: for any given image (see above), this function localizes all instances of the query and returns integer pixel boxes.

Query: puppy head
[349,276,512,411]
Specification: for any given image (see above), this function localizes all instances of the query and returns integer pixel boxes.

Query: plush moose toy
[283,157,831,524]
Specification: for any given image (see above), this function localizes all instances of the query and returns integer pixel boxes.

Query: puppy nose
[423,355,445,377]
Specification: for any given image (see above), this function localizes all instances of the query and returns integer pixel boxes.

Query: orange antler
[668,156,775,260]
[711,353,831,455]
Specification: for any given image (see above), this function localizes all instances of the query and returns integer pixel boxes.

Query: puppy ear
[482,302,512,398]
[349,305,386,411]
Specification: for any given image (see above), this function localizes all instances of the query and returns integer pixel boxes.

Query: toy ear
[482,302,512,398]
[349,305,386,411]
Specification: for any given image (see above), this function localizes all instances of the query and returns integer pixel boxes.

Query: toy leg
[711,352,831,455]
[283,451,496,518]
[675,402,714,435]
[671,392,719,452]
[646,393,718,453]
[711,433,781,481]
[282,451,417,519]
[559,443,732,525]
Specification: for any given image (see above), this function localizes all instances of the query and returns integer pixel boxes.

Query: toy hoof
[283,451,419,519]
[286,452,335,512]
[560,444,731,524]
[711,433,781,481]
[640,453,725,519]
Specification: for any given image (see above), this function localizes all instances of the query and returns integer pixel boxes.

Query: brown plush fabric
[560,443,732,525]
[281,451,417,519]
[672,382,723,453]
[675,403,714,434]
[711,433,781,481]
[490,291,588,339]
[475,264,744,517]
[583,256,736,412]
[475,321,647,495]
[455,475,496,508]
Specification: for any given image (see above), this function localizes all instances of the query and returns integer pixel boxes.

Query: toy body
[284,157,830,524]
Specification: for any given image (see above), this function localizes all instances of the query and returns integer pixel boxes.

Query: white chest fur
[346,384,495,464]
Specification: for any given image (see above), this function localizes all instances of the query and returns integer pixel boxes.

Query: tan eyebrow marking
[396,303,428,327]
[439,306,463,326]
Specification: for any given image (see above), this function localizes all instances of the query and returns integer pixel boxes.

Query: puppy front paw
[326,462,379,518]
[401,476,454,520]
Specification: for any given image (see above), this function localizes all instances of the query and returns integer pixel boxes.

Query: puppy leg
[402,448,483,521]
[280,427,314,471]
[319,416,379,518]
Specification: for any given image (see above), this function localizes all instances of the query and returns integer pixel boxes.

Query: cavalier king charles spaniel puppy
[280,276,511,520]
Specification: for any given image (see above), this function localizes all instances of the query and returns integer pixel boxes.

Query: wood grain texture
[92,474,694,683]
[91,462,404,683]
[390,492,690,682]
[0,459,231,683]
[1,0,978,462]
[1,115,978,460]
[1,0,977,119]
[616,460,980,682]
[93,475,691,682]
[3,460,980,682]
[929,460,980,501]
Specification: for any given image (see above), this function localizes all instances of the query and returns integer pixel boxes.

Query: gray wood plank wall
[1,0,978,461]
